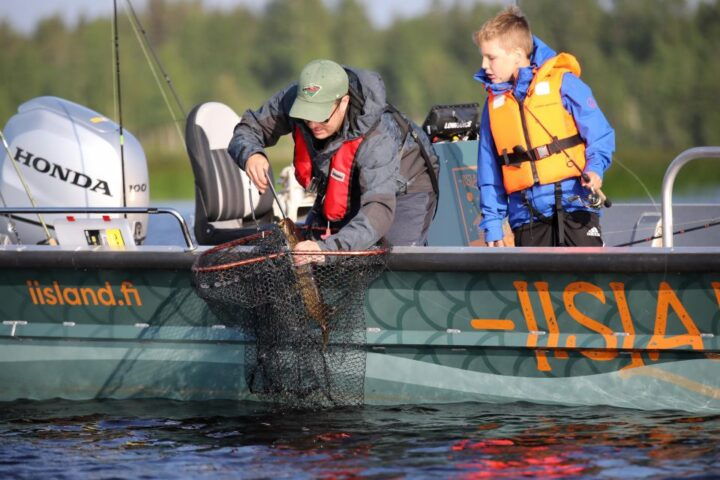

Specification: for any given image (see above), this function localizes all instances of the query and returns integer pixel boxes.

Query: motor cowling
[0,96,149,245]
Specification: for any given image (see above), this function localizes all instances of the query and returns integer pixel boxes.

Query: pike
[266,172,329,346]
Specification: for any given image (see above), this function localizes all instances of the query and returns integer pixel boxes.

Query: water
[1,400,719,479]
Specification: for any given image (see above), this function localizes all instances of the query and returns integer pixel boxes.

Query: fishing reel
[586,191,604,209]
[581,174,612,209]
[571,186,611,209]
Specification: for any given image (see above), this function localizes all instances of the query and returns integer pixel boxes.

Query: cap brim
[289,96,335,122]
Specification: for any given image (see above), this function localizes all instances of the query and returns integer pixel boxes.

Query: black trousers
[513,211,603,247]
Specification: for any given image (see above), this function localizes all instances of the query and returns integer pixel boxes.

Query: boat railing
[0,206,196,251]
[662,146,720,247]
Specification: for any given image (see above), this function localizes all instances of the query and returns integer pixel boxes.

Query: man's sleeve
[227,84,296,170]
[477,103,508,242]
[560,74,615,179]
[319,116,401,251]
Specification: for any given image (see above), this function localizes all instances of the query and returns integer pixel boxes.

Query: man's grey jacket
[228,66,439,251]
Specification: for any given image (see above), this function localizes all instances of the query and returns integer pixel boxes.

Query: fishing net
[192,223,387,409]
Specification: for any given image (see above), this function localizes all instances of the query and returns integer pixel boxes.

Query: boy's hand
[581,171,602,192]
[246,153,270,193]
[486,239,506,247]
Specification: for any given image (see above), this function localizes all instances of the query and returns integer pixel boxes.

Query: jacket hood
[473,36,559,97]
[343,66,387,135]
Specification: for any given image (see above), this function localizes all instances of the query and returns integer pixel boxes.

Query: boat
[0,93,719,413]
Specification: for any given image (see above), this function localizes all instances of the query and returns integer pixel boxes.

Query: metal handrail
[662,147,720,247]
[0,206,196,251]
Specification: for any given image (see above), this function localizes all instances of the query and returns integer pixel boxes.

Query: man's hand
[581,171,602,192]
[486,239,506,247]
[246,153,270,193]
[293,240,325,266]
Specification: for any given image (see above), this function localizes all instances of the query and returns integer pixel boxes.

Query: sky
[0,0,506,33]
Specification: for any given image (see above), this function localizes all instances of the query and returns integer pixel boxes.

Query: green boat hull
[1,247,719,412]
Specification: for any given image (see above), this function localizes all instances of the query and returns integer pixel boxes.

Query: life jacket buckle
[535,144,550,160]
[307,176,320,194]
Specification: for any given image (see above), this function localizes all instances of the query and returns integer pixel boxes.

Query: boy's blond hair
[473,6,533,57]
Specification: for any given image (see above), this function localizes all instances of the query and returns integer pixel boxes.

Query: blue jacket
[474,36,615,242]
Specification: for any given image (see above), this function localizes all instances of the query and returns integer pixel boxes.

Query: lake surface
[1,399,719,479]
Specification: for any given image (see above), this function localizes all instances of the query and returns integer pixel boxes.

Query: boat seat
[185,101,274,245]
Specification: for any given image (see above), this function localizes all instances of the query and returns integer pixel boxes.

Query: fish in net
[192,220,388,409]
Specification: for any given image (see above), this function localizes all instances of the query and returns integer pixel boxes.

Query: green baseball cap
[289,59,349,122]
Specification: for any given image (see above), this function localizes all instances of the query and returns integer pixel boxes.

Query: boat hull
[1,246,719,412]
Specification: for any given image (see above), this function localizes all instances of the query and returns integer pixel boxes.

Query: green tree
[331,0,378,67]
[252,0,333,92]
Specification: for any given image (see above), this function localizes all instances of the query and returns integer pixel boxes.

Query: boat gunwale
[0,245,718,273]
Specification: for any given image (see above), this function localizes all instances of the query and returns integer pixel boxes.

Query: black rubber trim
[0,250,200,269]
[386,247,720,273]
[0,247,718,273]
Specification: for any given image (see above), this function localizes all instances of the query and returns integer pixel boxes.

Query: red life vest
[292,127,364,221]
[487,53,586,194]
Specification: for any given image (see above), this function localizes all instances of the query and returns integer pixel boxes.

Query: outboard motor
[0,96,149,245]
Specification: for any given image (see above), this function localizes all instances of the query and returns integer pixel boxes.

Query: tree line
[1,0,718,198]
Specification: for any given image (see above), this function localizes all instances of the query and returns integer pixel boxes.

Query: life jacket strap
[502,133,583,166]
[554,182,565,246]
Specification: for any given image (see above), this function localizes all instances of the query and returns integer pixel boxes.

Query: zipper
[517,98,539,185]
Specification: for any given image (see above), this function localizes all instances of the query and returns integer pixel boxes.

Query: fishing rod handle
[581,173,612,209]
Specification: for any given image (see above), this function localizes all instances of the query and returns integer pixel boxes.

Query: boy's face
[480,38,527,84]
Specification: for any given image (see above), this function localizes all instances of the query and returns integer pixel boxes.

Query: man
[228,59,439,263]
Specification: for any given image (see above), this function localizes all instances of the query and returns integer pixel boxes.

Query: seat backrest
[186,102,274,244]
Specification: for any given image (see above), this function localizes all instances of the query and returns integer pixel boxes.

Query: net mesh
[192,224,387,409]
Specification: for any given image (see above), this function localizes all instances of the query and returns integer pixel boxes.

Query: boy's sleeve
[477,103,508,242]
[560,73,615,179]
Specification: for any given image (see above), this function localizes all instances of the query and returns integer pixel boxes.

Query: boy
[473,6,614,247]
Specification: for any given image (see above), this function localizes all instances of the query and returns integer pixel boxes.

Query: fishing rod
[112,0,128,216]
[265,170,287,220]
[0,185,19,243]
[614,219,720,247]
[0,129,54,244]
[521,104,612,208]
[123,0,187,143]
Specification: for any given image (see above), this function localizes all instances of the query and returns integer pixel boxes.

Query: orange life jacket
[487,53,586,194]
[293,127,364,222]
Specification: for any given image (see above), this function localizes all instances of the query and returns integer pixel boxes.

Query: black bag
[421,103,480,143]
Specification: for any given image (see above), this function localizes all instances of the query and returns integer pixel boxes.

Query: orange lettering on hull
[564,282,617,361]
[648,281,703,360]
[712,282,720,309]
[26,280,143,307]
[471,319,515,330]
[514,281,551,372]
[609,282,644,370]
[534,282,562,356]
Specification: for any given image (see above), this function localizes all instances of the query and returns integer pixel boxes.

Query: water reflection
[1,400,719,479]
